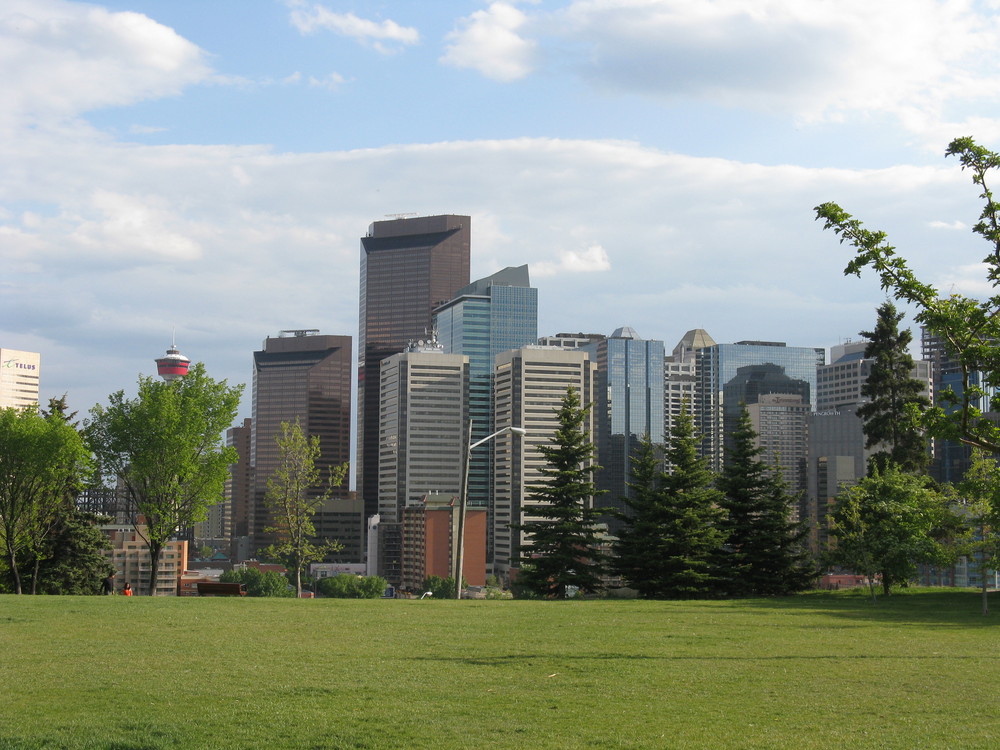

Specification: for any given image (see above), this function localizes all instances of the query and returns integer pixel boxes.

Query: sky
[5,0,1000,422]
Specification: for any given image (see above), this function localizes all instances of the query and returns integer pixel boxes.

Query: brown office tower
[250,330,362,562]
[358,215,471,523]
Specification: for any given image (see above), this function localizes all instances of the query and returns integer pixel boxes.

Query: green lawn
[0,590,997,749]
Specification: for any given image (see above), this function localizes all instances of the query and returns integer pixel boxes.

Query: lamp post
[454,421,526,599]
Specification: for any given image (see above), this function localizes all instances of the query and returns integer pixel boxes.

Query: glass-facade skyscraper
[435,266,537,560]
[696,341,823,482]
[358,215,470,524]
[582,328,665,532]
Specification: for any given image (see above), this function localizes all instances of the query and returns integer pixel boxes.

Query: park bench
[196,582,247,597]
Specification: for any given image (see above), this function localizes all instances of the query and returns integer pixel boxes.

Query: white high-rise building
[378,343,468,524]
[0,348,40,409]
[492,347,595,579]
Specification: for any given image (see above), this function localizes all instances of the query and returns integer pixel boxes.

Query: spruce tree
[716,407,815,596]
[614,404,724,598]
[514,386,607,598]
[857,301,930,474]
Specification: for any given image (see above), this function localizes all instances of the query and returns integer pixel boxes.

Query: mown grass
[0,589,997,749]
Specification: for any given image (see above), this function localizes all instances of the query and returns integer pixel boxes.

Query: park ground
[0,589,997,749]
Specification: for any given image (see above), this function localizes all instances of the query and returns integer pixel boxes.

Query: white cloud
[308,72,346,91]
[288,2,418,53]
[439,0,1000,140]
[928,219,967,230]
[0,0,210,129]
[69,190,202,263]
[442,2,537,82]
[532,244,611,277]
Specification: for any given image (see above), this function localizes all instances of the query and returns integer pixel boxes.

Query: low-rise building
[101,525,189,596]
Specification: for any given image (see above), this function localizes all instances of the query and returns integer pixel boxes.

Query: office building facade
[250,330,360,561]
[492,347,595,580]
[695,341,822,482]
[377,344,468,524]
[435,265,538,556]
[0,348,40,409]
[582,327,664,532]
[358,215,470,523]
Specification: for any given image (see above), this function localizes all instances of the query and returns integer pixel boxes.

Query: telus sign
[2,359,37,371]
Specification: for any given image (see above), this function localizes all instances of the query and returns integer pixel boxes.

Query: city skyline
[5,1,1000,418]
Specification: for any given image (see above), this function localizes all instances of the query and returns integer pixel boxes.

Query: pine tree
[716,407,815,596]
[614,404,724,598]
[857,301,930,474]
[514,386,607,598]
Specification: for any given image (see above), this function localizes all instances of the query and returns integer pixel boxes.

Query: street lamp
[454,421,526,598]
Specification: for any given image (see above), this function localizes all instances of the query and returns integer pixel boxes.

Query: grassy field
[0,589,997,750]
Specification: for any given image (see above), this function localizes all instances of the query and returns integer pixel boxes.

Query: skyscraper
[695,340,822,495]
[0,348,40,409]
[492,347,595,580]
[378,343,468,524]
[582,327,664,532]
[358,215,471,522]
[434,265,538,550]
[250,330,360,561]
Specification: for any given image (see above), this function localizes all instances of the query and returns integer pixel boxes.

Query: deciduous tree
[87,364,242,595]
[955,450,1000,615]
[219,567,292,597]
[827,465,956,599]
[262,420,346,597]
[514,386,607,598]
[816,137,1000,454]
[0,407,90,594]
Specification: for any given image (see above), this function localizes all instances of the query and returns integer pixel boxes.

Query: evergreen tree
[857,304,931,473]
[614,404,724,598]
[27,509,114,595]
[716,407,815,596]
[514,386,607,598]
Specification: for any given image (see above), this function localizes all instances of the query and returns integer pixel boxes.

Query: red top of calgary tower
[155,340,190,382]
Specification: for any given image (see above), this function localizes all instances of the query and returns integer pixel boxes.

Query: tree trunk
[6,548,22,595]
[983,578,989,617]
[31,556,41,595]
[881,573,891,597]
[147,541,163,596]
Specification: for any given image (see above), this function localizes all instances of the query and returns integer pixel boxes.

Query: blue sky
[5,0,1000,419]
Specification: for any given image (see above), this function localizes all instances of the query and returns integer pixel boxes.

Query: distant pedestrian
[101,572,116,595]
[122,582,133,597]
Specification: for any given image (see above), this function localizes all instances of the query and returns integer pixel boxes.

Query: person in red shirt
[122,582,133,597]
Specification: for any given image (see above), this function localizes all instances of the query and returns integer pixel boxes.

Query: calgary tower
[155,336,190,382]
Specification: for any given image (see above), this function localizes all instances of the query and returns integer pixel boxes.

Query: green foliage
[955,450,1000,614]
[716,407,816,596]
[0,406,91,594]
[614,405,726,598]
[87,363,242,595]
[856,302,931,474]
[318,574,388,599]
[423,575,460,599]
[828,465,957,598]
[262,420,346,597]
[815,137,1000,454]
[513,386,608,598]
[24,509,114,595]
[219,567,292,597]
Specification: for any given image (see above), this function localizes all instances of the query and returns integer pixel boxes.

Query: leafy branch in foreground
[815,137,1000,454]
